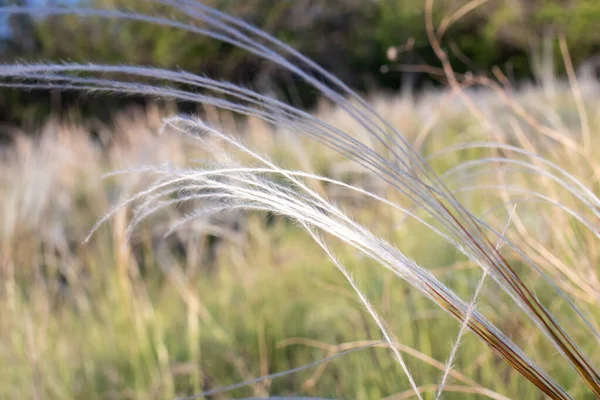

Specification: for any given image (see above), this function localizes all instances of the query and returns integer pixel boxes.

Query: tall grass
[1,1,600,398]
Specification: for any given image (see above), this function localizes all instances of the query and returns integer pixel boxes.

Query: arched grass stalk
[436,205,515,399]
[1,2,599,397]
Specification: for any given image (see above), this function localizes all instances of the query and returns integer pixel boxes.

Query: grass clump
[1,1,600,399]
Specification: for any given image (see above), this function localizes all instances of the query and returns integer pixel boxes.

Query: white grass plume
[94,117,569,398]
[1,2,600,396]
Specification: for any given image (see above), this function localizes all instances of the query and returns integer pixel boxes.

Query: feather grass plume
[1,1,599,398]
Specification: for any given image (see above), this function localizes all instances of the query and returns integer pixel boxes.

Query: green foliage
[485,0,600,65]
[5,0,600,79]
[3,0,600,125]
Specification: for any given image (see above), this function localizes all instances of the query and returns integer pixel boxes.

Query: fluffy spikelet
[1,1,600,397]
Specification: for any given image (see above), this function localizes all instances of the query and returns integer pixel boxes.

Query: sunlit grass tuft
[1,1,600,398]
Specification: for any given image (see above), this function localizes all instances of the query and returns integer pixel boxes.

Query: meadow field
[2,1,600,400]
[2,74,600,399]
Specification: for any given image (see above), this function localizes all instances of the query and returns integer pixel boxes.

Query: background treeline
[2,0,600,128]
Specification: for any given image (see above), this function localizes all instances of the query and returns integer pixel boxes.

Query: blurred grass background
[2,78,600,398]
[2,0,600,399]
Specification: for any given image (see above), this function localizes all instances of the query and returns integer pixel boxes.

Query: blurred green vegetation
[2,0,600,127]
